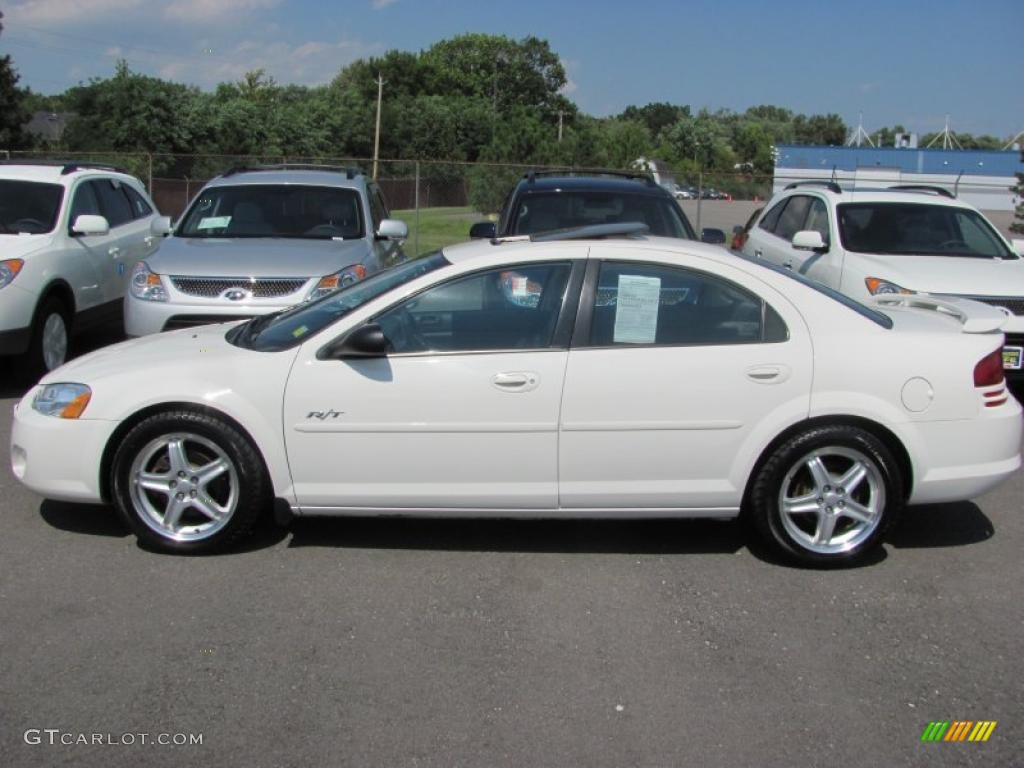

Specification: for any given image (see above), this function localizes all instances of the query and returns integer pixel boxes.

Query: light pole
[372,72,384,180]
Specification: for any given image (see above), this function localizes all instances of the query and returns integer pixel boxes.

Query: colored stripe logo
[921,721,997,742]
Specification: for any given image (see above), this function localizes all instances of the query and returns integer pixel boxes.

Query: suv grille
[171,276,307,299]
[950,295,1024,316]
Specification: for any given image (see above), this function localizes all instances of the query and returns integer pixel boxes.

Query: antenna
[847,112,875,147]
[925,115,963,150]
[1003,129,1024,151]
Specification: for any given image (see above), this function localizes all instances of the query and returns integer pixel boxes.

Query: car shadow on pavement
[40,499,130,538]
[286,516,747,556]
[886,501,994,549]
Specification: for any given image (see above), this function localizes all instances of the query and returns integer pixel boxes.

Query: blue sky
[2,0,1021,139]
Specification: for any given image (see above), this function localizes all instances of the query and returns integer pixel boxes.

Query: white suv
[0,162,163,375]
[742,182,1024,377]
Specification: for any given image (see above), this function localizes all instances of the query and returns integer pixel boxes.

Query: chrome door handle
[108,246,121,258]
[144,236,155,246]
[754,249,763,258]
[492,372,539,392]
[782,260,793,270]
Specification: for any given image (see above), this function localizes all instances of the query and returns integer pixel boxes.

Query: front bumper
[0,326,31,356]
[10,395,117,504]
[124,294,296,337]
[0,283,38,353]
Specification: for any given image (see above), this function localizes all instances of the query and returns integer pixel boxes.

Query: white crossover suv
[11,224,1021,565]
[741,182,1024,378]
[0,161,163,375]
[124,165,408,337]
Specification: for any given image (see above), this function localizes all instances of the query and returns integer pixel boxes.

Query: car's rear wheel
[25,296,70,377]
[749,425,904,567]
[111,410,271,553]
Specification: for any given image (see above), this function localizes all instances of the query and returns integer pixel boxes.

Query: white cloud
[162,0,280,22]
[156,37,382,88]
[6,0,142,25]
[372,0,399,8]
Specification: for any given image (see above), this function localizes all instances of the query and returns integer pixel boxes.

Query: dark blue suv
[469,171,708,241]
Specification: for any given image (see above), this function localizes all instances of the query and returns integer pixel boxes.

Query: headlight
[306,264,367,302]
[865,277,913,296]
[0,258,24,289]
[130,261,168,302]
[32,383,92,419]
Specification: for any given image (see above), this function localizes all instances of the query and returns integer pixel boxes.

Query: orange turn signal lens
[59,391,92,419]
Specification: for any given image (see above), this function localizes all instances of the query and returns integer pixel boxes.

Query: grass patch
[391,206,482,257]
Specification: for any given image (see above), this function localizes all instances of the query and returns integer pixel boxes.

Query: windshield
[512,191,697,239]
[177,184,365,239]
[0,180,64,234]
[231,252,450,351]
[837,202,1015,259]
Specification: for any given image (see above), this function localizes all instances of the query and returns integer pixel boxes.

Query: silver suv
[125,165,408,336]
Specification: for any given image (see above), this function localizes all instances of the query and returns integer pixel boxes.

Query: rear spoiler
[871,294,1010,333]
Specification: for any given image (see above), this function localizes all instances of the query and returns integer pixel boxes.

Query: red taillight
[973,348,1005,388]
[732,232,747,250]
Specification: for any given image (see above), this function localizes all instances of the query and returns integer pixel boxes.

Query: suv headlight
[865,277,913,296]
[130,261,168,302]
[32,383,92,419]
[0,258,24,289]
[306,264,366,302]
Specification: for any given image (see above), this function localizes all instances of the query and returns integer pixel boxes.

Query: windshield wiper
[238,310,282,346]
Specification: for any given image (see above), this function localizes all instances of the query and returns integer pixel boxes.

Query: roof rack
[784,180,842,194]
[529,222,650,242]
[887,184,955,199]
[0,159,129,175]
[220,164,363,179]
[523,169,656,186]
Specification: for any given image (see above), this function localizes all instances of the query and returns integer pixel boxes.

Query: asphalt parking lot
[1,330,1023,768]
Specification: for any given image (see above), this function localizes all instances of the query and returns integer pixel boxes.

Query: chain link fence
[2,149,1017,257]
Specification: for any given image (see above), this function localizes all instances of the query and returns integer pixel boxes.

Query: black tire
[24,296,70,380]
[748,425,904,567]
[111,410,272,554]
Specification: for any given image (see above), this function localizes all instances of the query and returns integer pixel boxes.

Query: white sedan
[10,227,1022,566]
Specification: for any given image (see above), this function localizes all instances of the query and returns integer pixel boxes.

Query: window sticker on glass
[197,216,231,230]
[613,274,661,343]
[291,325,309,339]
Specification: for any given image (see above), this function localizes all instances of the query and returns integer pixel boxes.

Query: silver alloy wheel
[128,432,239,542]
[777,446,886,555]
[41,312,67,371]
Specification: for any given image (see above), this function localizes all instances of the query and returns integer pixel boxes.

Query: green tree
[62,61,203,174]
[793,113,846,146]
[619,102,690,140]
[0,12,32,149]
[422,34,570,115]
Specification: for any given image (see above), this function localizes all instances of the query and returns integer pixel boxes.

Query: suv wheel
[26,296,70,376]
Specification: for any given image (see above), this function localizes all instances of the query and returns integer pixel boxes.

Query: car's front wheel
[25,296,70,377]
[111,410,271,553]
[749,425,904,567]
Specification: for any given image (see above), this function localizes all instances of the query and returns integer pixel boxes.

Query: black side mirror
[469,221,497,239]
[319,322,390,360]
[701,227,727,244]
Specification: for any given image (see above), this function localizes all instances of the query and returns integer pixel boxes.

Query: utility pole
[372,73,384,180]
[558,110,564,143]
